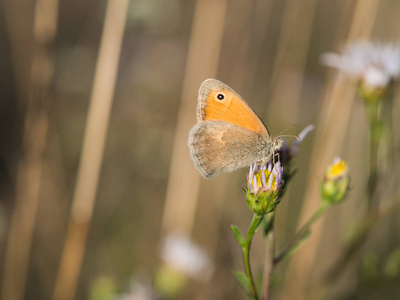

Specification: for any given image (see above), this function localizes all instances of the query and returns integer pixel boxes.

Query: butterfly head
[271,135,284,153]
[257,134,285,164]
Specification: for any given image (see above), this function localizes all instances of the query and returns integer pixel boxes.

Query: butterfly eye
[216,93,225,100]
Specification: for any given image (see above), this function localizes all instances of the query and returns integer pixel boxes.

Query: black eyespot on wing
[217,93,224,100]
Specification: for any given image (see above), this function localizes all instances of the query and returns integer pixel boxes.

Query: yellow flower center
[251,171,277,191]
[326,159,348,180]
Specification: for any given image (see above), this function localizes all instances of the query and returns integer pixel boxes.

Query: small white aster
[321,41,400,89]
[161,232,212,279]
[116,280,155,300]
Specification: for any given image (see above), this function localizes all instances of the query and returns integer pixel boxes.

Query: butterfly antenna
[280,134,300,140]
[277,124,298,136]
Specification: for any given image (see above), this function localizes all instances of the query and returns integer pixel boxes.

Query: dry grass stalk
[52,1,128,299]
[1,0,58,299]
[160,0,228,236]
[268,0,317,124]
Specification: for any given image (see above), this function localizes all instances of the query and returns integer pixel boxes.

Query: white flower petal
[295,124,315,144]
[321,41,400,89]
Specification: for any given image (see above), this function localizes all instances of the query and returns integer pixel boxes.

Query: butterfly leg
[259,155,271,167]
[276,152,280,164]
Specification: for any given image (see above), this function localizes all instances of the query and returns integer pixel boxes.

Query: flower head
[325,157,348,180]
[321,41,400,92]
[245,161,284,215]
[160,232,212,279]
[321,157,350,204]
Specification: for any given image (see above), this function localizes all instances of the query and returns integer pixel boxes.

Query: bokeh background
[1,0,400,299]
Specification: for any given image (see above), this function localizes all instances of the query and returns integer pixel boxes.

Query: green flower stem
[243,214,263,300]
[274,202,330,265]
[325,200,400,282]
[262,213,275,300]
[365,100,382,211]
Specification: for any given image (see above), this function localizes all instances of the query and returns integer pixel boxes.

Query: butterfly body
[188,79,283,178]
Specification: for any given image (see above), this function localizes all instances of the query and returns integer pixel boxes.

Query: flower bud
[358,81,393,103]
[321,157,350,204]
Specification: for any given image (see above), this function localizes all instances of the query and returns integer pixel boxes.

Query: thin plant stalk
[274,202,329,265]
[262,213,275,300]
[365,100,382,211]
[261,203,329,300]
[1,0,58,299]
[52,1,128,299]
[243,214,263,300]
[328,201,400,280]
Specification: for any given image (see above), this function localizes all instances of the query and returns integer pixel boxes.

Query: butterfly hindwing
[188,121,265,178]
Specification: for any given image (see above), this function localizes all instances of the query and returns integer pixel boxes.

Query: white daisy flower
[321,41,400,89]
[161,232,212,279]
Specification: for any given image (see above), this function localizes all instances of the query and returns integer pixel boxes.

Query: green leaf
[232,271,252,297]
[231,225,245,246]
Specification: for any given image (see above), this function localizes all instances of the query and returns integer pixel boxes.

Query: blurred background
[1,0,400,299]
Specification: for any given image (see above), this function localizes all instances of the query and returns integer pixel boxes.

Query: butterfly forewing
[197,79,270,136]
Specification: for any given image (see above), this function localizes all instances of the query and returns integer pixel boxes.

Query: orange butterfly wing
[197,79,269,136]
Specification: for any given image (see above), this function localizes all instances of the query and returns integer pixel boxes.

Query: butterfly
[188,79,284,178]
